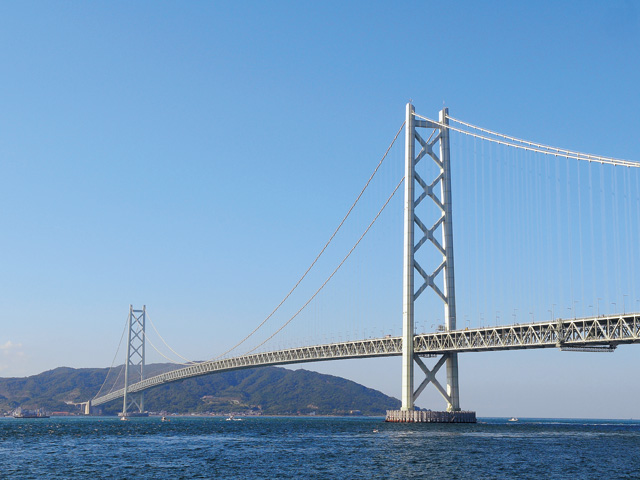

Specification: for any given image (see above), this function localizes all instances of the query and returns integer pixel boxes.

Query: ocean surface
[0,416,639,479]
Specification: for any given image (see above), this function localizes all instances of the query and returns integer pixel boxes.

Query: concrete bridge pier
[76,401,92,415]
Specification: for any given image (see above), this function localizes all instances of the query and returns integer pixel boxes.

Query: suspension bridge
[84,104,640,421]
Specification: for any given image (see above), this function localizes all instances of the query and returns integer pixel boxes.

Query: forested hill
[0,365,400,416]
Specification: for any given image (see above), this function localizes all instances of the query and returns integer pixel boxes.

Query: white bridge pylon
[402,104,459,412]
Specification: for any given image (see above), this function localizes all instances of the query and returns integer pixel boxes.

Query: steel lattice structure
[121,305,146,417]
[402,104,460,412]
[91,313,640,407]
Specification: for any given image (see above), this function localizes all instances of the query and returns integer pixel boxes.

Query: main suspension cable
[211,121,406,360]
[93,313,129,400]
[143,329,194,366]
[242,176,405,355]
[146,312,196,365]
[446,115,632,164]
[414,113,639,168]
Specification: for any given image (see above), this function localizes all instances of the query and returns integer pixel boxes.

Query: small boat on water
[161,416,169,422]
[508,417,519,422]
[118,411,148,420]
[13,408,49,419]
[226,415,242,421]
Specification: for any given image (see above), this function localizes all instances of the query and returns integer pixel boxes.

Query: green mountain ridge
[0,365,401,416]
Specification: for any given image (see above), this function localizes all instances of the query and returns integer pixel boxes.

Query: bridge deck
[91,313,640,406]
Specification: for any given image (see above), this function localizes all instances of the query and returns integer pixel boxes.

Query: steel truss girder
[91,313,640,408]
[93,335,404,406]
[411,314,640,353]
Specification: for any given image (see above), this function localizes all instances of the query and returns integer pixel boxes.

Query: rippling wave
[0,416,638,479]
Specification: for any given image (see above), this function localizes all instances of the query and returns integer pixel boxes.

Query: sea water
[0,416,638,479]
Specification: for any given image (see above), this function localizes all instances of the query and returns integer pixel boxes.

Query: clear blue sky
[0,1,638,418]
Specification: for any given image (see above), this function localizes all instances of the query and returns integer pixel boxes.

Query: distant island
[0,365,400,416]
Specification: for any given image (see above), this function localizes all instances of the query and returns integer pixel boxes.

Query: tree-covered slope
[0,365,400,416]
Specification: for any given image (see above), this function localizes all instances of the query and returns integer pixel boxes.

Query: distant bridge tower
[122,305,146,418]
[397,103,470,420]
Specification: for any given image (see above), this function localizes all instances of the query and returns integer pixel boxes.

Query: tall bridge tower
[389,104,475,423]
[121,305,146,418]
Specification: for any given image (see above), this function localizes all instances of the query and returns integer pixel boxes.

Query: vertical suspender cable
[566,158,575,317]
[521,145,530,320]
[504,142,512,321]
[624,168,635,308]
[544,154,552,317]
[515,142,523,321]
[635,170,640,310]
[554,156,563,314]
[481,139,487,326]
[599,167,610,311]
[497,142,504,323]
[499,139,504,321]
[488,139,495,322]
[535,149,543,319]
[472,134,478,325]
[612,168,622,311]
[576,161,585,317]
[588,166,597,314]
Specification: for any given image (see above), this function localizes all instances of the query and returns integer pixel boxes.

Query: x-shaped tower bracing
[122,305,146,416]
[402,104,459,412]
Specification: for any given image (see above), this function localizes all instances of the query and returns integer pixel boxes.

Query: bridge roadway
[91,313,640,406]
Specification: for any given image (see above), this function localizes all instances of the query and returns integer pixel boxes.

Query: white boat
[508,417,519,422]
[226,415,242,421]
[13,407,49,419]
[161,416,169,422]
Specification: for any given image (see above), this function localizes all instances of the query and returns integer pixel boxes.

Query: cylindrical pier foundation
[385,410,476,423]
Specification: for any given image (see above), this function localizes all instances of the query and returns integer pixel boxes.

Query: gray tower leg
[399,104,463,414]
[122,305,146,417]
